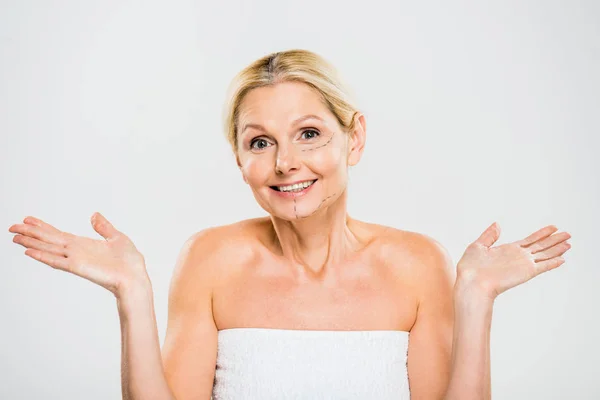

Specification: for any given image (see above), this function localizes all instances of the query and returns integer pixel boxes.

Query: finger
[24,249,70,271]
[91,212,121,240]
[8,223,69,246]
[526,231,571,254]
[474,222,501,248]
[518,225,558,247]
[533,241,571,262]
[13,234,67,257]
[534,256,565,274]
[23,216,62,233]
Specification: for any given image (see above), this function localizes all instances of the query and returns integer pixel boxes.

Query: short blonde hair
[222,49,359,153]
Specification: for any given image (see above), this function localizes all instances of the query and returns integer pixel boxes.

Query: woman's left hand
[456,222,571,300]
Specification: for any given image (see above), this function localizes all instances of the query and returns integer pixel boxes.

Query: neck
[269,190,360,279]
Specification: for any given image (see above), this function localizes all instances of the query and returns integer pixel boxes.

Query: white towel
[212,328,410,399]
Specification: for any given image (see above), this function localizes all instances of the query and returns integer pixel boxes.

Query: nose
[275,143,300,175]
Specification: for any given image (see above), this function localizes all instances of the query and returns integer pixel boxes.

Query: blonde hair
[222,49,359,153]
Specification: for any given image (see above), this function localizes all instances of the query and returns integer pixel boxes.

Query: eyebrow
[239,114,325,136]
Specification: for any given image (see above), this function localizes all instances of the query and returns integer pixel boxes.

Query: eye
[300,129,320,140]
[250,138,271,150]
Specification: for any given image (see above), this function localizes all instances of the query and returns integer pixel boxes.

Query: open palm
[9,212,147,297]
[457,222,571,300]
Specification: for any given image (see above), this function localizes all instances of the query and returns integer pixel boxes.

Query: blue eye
[301,129,320,140]
[250,138,271,150]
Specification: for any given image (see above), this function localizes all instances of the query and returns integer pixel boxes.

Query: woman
[8,49,571,399]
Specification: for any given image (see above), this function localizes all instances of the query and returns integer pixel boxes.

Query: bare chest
[212,259,418,332]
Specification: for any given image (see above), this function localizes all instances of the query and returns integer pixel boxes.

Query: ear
[236,154,248,184]
[347,112,366,167]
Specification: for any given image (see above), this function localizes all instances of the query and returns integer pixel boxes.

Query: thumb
[91,212,120,240]
[474,222,501,248]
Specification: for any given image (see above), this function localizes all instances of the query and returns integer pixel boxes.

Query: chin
[261,196,323,221]
[267,205,315,221]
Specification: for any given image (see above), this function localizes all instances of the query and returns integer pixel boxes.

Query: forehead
[238,81,333,126]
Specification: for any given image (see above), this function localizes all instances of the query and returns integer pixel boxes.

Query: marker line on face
[294,198,298,219]
[305,193,337,217]
[300,134,333,152]
[292,193,336,219]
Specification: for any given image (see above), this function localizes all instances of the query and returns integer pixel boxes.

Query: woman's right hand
[9,212,148,298]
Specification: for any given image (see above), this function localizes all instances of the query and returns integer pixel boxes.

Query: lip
[269,179,317,199]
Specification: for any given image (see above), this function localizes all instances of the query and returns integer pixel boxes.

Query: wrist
[116,268,152,296]
[455,269,498,301]
[453,283,495,330]
[116,277,154,316]
[454,277,495,309]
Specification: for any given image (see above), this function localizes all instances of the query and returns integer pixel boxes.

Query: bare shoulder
[362,230,456,398]
[163,220,270,398]
[354,220,456,290]
[174,217,272,283]
[358,221,451,263]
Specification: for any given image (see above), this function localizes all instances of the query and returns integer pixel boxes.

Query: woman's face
[236,81,363,221]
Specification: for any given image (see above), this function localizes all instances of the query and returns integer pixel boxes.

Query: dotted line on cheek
[305,193,337,217]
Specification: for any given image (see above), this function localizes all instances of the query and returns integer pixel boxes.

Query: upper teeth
[278,180,315,192]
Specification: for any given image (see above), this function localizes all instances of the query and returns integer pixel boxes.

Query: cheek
[304,143,347,176]
[240,156,272,185]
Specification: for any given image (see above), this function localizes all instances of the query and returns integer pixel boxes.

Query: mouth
[270,179,317,194]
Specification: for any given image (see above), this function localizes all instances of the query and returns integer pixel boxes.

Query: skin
[8,81,572,399]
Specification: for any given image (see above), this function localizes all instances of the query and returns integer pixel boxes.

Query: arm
[410,223,570,400]
[405,237,454,400]
[161,230,219,399]
[445,222,570,399]
[8,213,180,399]
[119,229,220,400]
[117,278,178,400]
[444,283,493,400]
[407,237,493,400]
[9,214,220,399]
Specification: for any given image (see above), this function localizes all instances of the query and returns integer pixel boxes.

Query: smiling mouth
[270,179,317,192]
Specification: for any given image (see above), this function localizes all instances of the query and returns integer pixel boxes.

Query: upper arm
[407,236,456,400]
[162,229,221,400]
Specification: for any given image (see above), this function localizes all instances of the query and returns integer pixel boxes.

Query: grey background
[1,0,598,398]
